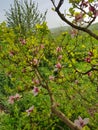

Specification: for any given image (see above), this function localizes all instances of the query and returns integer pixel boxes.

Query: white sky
[0,0,98,28]
[0,0,71,28]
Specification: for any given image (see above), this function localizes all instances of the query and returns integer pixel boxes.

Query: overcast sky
[0,0,72,28]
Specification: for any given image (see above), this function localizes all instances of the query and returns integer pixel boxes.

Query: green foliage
[0,22,98,130]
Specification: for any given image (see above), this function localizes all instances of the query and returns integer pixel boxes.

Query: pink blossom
[84,57,91,63]
[70,29,78,37]
[32,86,39,96]
[49,76,55,81]
[58,55,62,60]
[55,62,62,69]
[9,51,15,57]
[56,47,62,53]
[94,3,98,8]
[89,5,96,14]
[8,93,21,104]
[80,0,88,7]
[74,116,89,129]
[20,38,26,45]
[32,79,40,85]
[87,72,92,77]
[8,96,15,104]
[14,93,21,100]
[40,44,45,49]
[95,10,98,17]
[75,12,84,22]
[88,51,93,57]
[33,58,38,66]
[26,106,34,116]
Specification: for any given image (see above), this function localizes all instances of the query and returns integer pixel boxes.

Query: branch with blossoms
[50,0,98,40]
[33,67,81,130]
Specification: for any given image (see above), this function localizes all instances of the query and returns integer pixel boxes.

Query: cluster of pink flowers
[26,105,34,116]
[74,116,89,129]
[8,93,21,104]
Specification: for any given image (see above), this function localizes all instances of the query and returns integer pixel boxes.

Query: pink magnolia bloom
[26,106,34,116]
[9,51,15,57]
[32,79,40,85]
[75,12,84,22]
[32,86,39,96]
[58,55,62,60]
[8,93,21,104]
[70,29,78,37]
[33,58,38,66]
[74,116,89,129]
[8,96,15,104]
[14,93,21,100]
[80,0,88,7]
[55,62,62,69]
[20,38,26,45]
[87,71,92,77]
[95,10,98,17]
[56,47,62,53]
[94,3,98,8]
[88,51,93,57]
[49,76,55,81]
[40,44,45,49]
[89,5,96,14]
[84,57,91,63]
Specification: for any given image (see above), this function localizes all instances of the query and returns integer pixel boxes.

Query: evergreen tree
[6,0,47,36]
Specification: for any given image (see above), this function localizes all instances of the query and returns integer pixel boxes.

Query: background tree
[6,0,47,37]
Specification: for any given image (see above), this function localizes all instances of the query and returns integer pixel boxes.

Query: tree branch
[51,0,98,40]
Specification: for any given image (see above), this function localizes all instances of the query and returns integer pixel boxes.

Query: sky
[0,0,71,28]
[0,0,98,28]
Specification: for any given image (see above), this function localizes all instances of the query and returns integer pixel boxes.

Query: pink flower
[94,3,98,8]
[89,5,96,14]
[32,79,40,85]
[58,55,62,60]
[74,116,89,129]
[49,76,55,81]
[56,47,62,53]
[84,57,91,63]
[40,44,45,49]
[8,96,15,104]
[55,62,62,69]
[8,93,21,104]
[33,58,38,66]
[87,72,92,77]
[80,0,88,7]
[88,51,93,57]
[14,93,21,100]
[9,51,15,57]
[70,29,78,37]
[95,10,98,17]
[32,86,39,96]
[26,106,34,116]
[75,12,84,22]
[20,38,26,45]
